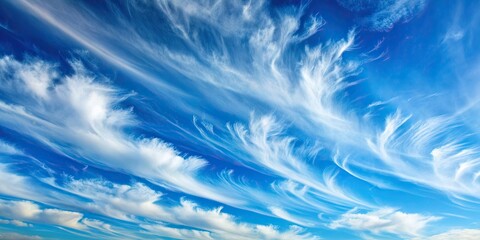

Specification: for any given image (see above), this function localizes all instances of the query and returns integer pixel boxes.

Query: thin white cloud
[0,200,85,229]
[57,177,319,240]
[0,197,134,239]
[360,111,480,198]
[330,208,440,236]
[0,163,38,201]
[196,113,373,219]
[270,207,314,227]
[441,2,466,44]
[336,0,427,31]
[141,223,214,240]
[443,29,465,42]
[0,139,22,155]
[418,229,480,240]
[0,232,41,240]
[0,219,31,227]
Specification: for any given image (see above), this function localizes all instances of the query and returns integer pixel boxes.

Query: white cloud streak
[225,114,371,208]
[336,0,427,31]
[0,232,41,240]
[330,208,440,236]
[0,163,38,201]
[0,219,31,227]
[55,177,319,240]
[0,200,85,229]
[0,139,22,155]
[418,229,480,240]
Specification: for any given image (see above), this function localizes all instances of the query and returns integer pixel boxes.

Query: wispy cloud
[141,224,214,240]
[0,232,41,240]
[0,200,86,229]
[330,208,440,236]
[0,139,23,155]
[336,0,427,31]
[417,229,480,240]
[0,219,31,227]
[56,177,319,239]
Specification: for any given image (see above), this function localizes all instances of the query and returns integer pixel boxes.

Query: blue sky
[0,0,479,239]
